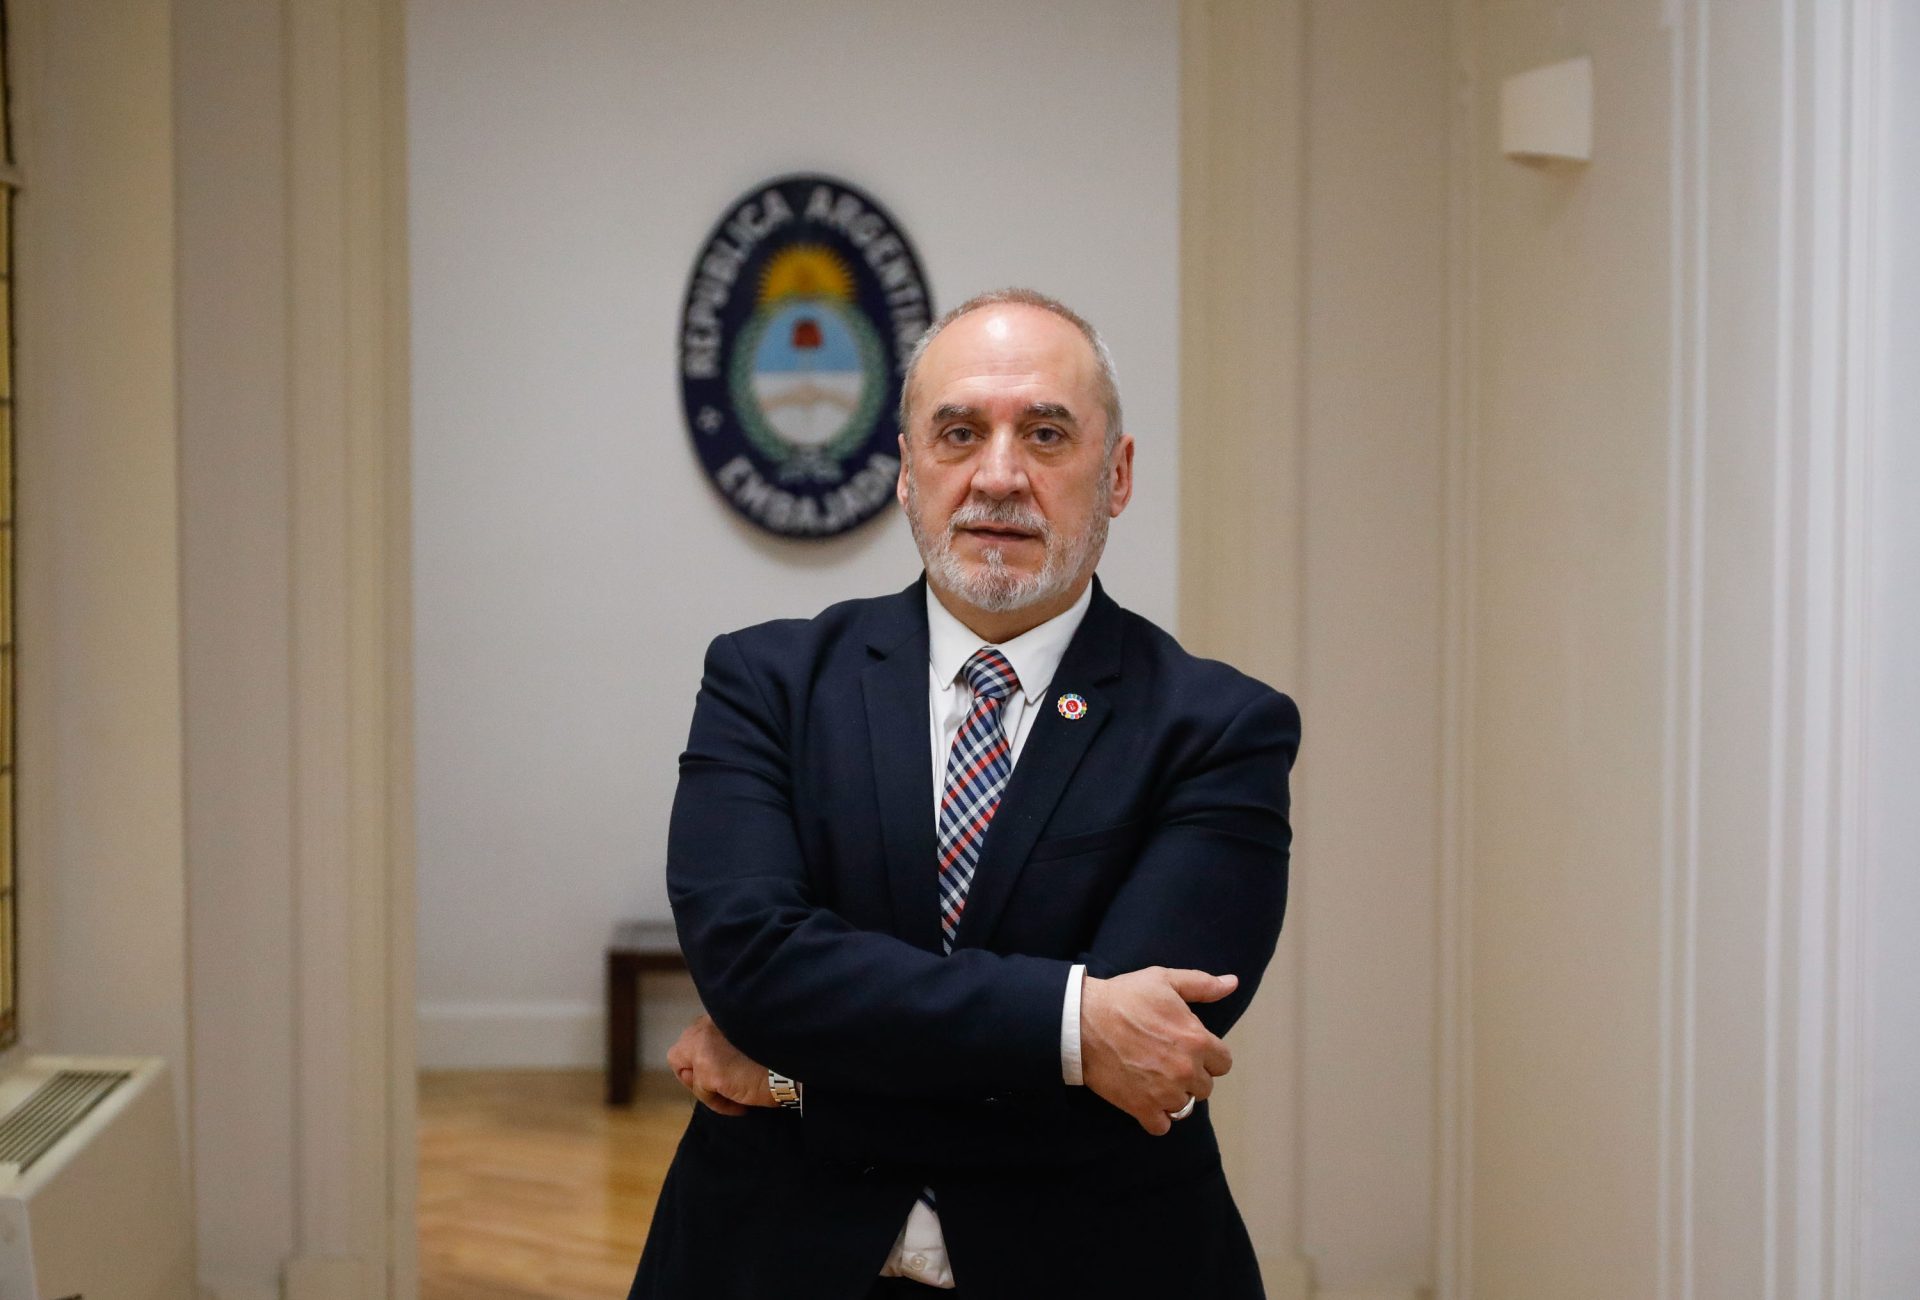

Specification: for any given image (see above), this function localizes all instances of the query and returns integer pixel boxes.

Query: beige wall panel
[1181,0,1308,1277]
[1298,0,1447,1291]
[1183,3,1451,1292]
[1462,0,1919,1295]
[7,0,190,1095]
[1467,2,1672,1295]
[172,1,413,1291]
[173,0,301,1287]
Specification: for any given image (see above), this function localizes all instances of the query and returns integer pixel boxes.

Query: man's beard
[904,469,1110,614]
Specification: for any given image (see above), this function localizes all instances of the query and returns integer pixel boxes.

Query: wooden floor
[418,1069,691,1300]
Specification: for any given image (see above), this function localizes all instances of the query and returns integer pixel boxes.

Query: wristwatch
[767,1069,803,1113]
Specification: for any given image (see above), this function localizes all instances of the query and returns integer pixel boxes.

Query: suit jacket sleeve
[797,683,1299,1170]
[668,631,1073,1099]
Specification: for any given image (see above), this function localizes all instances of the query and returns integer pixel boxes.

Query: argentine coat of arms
[678,174,933,539]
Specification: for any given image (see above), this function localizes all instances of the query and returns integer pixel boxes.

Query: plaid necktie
[917,648,1022,1227]
[935,647,1020,954]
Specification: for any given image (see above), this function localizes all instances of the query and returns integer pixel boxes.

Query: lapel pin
[1056,693,1089,721]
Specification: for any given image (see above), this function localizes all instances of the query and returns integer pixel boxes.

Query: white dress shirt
[877,582,1094,1288]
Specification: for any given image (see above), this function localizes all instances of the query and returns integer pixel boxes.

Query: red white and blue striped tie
[935,648,1020,954]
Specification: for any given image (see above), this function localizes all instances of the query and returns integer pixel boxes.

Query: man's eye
[1031,426,1064,444]
[940,426,977,444]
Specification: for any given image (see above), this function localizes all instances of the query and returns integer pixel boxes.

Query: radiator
[0,1057,193,1300]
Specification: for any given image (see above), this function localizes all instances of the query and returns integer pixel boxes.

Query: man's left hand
[667,1014,778,1116]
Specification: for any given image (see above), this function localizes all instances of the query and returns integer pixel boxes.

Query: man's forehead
[914,305,1100,404]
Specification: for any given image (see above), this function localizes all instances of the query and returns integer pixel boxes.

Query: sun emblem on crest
[758,244,857,304]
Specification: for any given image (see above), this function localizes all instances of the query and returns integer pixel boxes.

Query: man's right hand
[1081,968,1238,1136]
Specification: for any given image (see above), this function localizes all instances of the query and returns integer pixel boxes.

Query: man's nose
[969,428,1029,499]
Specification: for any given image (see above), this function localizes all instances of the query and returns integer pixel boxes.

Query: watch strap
[767,1069,803,1113]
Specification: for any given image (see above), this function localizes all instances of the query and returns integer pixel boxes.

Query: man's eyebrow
[927,401,1080,424]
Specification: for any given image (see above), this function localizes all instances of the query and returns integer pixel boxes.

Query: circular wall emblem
[678,174,933,539]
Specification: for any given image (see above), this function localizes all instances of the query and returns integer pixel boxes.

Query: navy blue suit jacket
[631,577,1299,1300]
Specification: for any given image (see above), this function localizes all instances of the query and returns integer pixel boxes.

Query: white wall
[408,0,1182,1067]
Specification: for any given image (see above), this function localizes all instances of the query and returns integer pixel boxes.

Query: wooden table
[605,919,688,1106]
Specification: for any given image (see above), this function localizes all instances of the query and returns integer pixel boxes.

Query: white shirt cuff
[1061,963,1087,1086]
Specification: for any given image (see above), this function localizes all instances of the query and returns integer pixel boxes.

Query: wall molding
[1435,4,1482,1298]
[283,0,414,1293]
[377,0,419,1290]
[1661,2,1888,1297]
[1831,4,1889,1288]
[1659,3,1705,1297]
[1779,0,1883,1294]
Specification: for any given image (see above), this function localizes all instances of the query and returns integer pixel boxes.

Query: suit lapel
[952,581,1125,951]
[861,582,943,954]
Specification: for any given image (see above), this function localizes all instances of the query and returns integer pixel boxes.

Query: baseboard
[417,974,703,1069]
[416,1000,600,1068]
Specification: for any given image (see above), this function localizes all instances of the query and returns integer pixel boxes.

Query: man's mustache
[945,501,1051,540]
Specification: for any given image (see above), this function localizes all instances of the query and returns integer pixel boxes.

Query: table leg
[607,951,639,1106]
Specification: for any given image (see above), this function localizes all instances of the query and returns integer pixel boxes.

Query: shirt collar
[926,579,1095,706]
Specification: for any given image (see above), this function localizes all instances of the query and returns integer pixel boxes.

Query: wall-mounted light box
[1500,55,1594,164]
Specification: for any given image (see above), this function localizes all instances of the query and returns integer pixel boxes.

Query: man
[630,289,1299,1300]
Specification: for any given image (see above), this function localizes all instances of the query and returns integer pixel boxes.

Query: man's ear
[895,433,911,510]
[1107,433,1136,517]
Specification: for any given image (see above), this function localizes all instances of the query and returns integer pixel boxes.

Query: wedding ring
[1169,1096,1196,1122]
